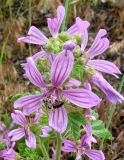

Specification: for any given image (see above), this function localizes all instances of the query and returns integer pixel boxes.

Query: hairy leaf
[68,112,86,140]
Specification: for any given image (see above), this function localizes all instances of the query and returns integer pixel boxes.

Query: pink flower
[17,6,65,44]
[14,51,101,134]
[9,110,41,148]
[91,73,124,103]
[62,123,104,160]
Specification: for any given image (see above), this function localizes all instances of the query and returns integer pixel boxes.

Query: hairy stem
[39,138,50,160]
[56,133,62,160]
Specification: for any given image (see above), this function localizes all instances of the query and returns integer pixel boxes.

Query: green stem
[61,0,70,32]
[56,133,62,160]
[29,0,32,56]
[100,74,124,149]
[39,138,50,160]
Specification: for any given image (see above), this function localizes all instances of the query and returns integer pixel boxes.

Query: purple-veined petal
[83,81,91,90]
[84,123,93,137]
[51,50,74,87]
[0,148,16,160]
[49,106,68,134]
[17,26,48,45]
[40,126,52,137]
[8,128,25,141]
[24,57,47,88]
[87,59,121,77]
[83,123,97,148]
[30,113,41,123]
[62,89,101,108]
[47,5,65,37]
[61,140,77,152]
[48,53,56,66]
[65,78,81,87]
[67,23,78,37]
[67,17,90,43]
[25,131,36,149]
[91,73,124,103]
[87,29,110,58]
[80,135,89,148]
[76,17,90,51]
[83,149,105,160]
[14,94,43,115]
[32,50,49,62]
[11,110,27,127]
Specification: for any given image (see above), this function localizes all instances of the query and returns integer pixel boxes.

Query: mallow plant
[0,5,124,160]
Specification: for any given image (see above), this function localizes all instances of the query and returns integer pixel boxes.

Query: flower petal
[25,131,36,149]
[30,113,41,123]
[40,126,52,137]
[17,26,48,45]
[65,78,82,87]
[87,29,110,58]
[49,106,68,134]
[67,17,90,44]
[91,73,124,103]
[14,94,43,115]
[87,59,121,76]
[83,81,91,90]
[23,57,47,88]
[9,128,25,141]
[76,17,90,51]
[83,123,97,148]
[83,149,105,160]
[84,123,92,137]
[47,5,65,37]
[11,110,27,127]
[61,140,77,152]
[62,89,101,108]
[0,148,16,160]
[48,53,56,66]
[51,50,74,87]
[32,50,49,62]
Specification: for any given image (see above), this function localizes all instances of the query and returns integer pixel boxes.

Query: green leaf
[39,114,48,126]
[18,143,41,160]
[71,63,84,81]
[91,111,112,140]
[68,112,86,140]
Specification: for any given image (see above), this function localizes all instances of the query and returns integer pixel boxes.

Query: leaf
[39,114,48,126]
[68,112,86,140]
[71,63,84,81]
[17,143,41,160]
[91,111,112,140]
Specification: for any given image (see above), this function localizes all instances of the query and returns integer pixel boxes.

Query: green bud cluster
[83,67,96,80]
[44,32,83,55]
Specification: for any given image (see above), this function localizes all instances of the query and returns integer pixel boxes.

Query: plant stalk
[100,74,124,149]
[56,133,62,160]
[28,0,32,56]
[39,138,50,160]
[61,0,70,31]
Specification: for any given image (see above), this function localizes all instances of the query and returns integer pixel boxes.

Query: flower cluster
[0,5,124,160]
